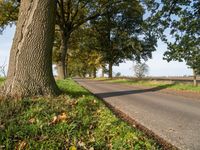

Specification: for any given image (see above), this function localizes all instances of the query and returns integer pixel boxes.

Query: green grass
[102,78,200,92]
[0,79,161,150]
[0,77,5,86]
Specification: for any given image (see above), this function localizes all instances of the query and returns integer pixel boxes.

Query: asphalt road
[75,78,200,150]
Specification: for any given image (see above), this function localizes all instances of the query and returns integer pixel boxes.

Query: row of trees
[0,0,199,98]
[56,0,200,85]
[52,0,157,79]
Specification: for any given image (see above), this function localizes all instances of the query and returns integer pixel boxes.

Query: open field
[94,77,200,93]
[95,76,200,84]
[0,79,161,149]
[138,77,200,84]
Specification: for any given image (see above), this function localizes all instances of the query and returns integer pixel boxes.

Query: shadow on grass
[96,83,175,98]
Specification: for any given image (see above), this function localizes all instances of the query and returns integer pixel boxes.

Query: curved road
[75,78,200,150]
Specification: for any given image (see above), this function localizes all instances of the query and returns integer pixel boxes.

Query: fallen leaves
[69,145,77,150]
[28,118,36,124]
[15,140,27,150]
[89,147,94,150]
[69,100,78,107]
[0,79,160,149]
[0,124,5,129]
[78,141,86,148]
[93,100,97,104]
[49,112,68,125]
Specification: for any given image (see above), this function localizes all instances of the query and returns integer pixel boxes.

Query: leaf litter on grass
[0,79,162,149]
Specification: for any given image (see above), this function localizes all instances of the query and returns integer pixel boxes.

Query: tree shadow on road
[96,84,175,98]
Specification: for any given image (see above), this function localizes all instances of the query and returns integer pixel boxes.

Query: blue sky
[0,26,193,77]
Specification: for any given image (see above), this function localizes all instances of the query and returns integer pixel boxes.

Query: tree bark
[1,0,60,98]
[57,29,69,79]
[193,69,198,86]
[89,72,92,78]
[108,62,113,78]
[93,67,97,78]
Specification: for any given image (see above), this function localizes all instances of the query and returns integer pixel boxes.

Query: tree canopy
[146,0,200,75]
[162,0,200,75]
[89,0,157,77]
[54,0,110,79]
[0,0,19,33]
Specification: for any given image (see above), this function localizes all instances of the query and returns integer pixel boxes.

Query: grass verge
[0,77,5,86]
[97,78,200,93]
[0,79,161,149]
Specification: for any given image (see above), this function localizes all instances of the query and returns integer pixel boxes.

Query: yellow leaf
[69,146,77,150]
[49,112,68,125]
[58,112,68,122]
[93,100,97,104]
[50,116,58,124]
[15,140,27,150]
[0,124,5,129]
[78,141,85,147]
[28,118,36,124]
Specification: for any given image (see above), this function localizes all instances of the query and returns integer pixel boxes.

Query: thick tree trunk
[89,72,92,78]
[1,0,60,98]
[108,62,113,78]
[57,29,69,79]
[93,67,97,78]
[193,69,198,86]
[83,73,86,78]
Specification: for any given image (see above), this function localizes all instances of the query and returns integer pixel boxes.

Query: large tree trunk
[108,62,113,78]
[89,72,92,78]
[93,67,97,78]
[57,29,69,79]
[1,0,60,98]
[193,69,198,86]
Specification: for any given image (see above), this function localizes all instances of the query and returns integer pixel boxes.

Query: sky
[0,26,193,77]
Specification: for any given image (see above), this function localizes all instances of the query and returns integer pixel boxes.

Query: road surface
[75,78,200,150]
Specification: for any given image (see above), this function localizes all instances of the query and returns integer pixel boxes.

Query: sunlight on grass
[107,78,200,92]
[0,77,5,86]
[0,79,161,149]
